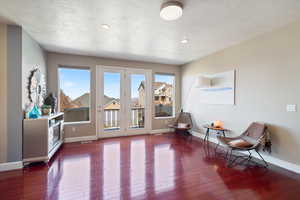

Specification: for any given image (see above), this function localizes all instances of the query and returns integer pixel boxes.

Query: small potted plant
[41,105,52,116]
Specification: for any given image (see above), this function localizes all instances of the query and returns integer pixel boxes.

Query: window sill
[154,116,175,120]
[63,121,91,126]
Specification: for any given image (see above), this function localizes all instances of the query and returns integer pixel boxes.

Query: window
[154,74,175,118]
[59,67,91,123]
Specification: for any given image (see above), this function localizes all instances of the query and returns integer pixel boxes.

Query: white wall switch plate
[286,104,297,112]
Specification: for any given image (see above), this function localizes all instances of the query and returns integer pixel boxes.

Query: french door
[96,66,152,138]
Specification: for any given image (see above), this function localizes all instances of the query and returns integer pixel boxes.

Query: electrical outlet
[72,127,76,132]
[286,104,297,112]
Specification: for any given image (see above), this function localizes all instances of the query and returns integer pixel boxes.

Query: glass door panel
[103,72,121,131]
[130,74,145,129]
[97,67,125,138]
[97,66,151,138]
[125,69,151,134]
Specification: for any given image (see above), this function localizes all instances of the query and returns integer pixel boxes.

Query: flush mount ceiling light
[101,24,110,30]
[181,38,188,44]
[160,1,183,21]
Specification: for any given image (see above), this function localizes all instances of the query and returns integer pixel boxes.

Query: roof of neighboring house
[104,95,119,105]
[104,99,120,110]
[72,93,119,106]
[138,81,172,91]
[104,98,142,109]
[60,90,79,109]
[72,93,90,107]
[153,82,172,90]
[138,81,145,90]
[71,92,141,109]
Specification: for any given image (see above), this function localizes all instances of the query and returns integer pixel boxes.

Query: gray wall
[6,25,22,162]
[0,24,7,163]
[47,52,181,138]
[22,30,47,109]
[181,20,300,166]
[0,24,46,163]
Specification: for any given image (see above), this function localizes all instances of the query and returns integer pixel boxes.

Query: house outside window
[153,74,175,118]
[59,67,91,123]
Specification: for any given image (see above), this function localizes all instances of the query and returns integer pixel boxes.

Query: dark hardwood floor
[1,133,300,200]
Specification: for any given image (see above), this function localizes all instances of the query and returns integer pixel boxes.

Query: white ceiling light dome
[160,1,183,21]
[181,37,188,44]
[101,24,110,30]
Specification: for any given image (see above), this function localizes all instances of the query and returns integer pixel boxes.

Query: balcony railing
[104,108,145,130]
[63,107,145,130]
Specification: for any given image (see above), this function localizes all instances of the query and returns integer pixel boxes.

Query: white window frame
[154,73,176,119]
[58,66,92,124]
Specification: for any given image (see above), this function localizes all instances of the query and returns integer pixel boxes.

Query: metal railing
[63,107,145,129]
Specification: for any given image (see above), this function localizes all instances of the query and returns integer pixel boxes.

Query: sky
[59,68,90,100]
[59,68,174,100]
[104,73,145,98]
[104,72,121,98]
[155,74,174,85]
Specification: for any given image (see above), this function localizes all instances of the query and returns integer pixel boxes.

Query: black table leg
[204,128,209,141]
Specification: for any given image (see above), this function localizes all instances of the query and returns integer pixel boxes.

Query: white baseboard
[64,135,98,143]
[65,130,172,142]
[150,128,172,134]
[0,161,23,172]
[191,131,300,174]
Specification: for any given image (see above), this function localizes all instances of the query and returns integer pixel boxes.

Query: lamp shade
[214,120,223,128]
[195,76,211,88]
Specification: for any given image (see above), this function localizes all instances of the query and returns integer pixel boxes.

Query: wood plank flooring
[1,133,300,200]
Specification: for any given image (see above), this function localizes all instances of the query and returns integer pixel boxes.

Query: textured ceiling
[1,0,300,65]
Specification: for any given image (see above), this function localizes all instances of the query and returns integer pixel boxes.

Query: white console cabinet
[23,113,64,164]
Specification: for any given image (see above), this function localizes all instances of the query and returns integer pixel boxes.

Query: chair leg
[225,149,229,159]
[227,149,233,167]
[185,130,192,141]
[188,131,193,141]
[246,150,252,165]
[255,149,269,167]
[214,142,220,153]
